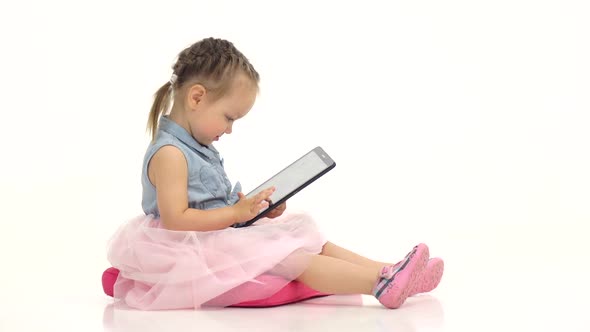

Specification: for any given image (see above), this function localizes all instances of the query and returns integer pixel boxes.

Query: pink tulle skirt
[107,212,327,310]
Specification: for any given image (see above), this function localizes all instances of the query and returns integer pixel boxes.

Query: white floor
[1,218,588,332]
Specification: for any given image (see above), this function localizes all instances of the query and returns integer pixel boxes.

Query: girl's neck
[168,105,192,135]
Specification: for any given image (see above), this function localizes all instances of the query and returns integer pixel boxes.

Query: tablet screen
[246,148,334,210]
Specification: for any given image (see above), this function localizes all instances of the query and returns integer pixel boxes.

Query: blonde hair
[147,38,260,140]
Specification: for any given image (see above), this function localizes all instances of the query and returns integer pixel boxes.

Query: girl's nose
[225,124,233,134]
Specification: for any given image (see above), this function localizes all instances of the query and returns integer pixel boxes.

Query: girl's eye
[225,115,233,122]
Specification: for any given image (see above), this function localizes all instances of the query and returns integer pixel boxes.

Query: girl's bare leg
[295,254,380,295]
[320,241,396,271]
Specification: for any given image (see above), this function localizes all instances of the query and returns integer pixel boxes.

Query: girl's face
[187,74,257,146]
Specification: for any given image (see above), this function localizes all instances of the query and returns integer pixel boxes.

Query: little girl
[107,37,444,310]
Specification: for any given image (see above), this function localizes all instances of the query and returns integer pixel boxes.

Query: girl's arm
[149,145,272,231]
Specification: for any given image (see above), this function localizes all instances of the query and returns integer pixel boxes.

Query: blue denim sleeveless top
[141,116,242,219]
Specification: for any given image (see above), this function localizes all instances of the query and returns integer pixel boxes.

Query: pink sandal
[372,243,429,309]
[409,257,444,296]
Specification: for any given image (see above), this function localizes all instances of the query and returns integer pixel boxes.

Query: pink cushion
[102,267,330,308]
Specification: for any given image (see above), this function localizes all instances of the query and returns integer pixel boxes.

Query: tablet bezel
[238,146,335,227]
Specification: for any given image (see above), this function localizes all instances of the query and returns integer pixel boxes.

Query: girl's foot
[372,243,429,309]
[408,257,444,296]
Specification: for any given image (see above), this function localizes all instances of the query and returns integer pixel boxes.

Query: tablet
[237,146,336,227]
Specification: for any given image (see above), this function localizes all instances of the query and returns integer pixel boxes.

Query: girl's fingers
[256,187,275,202]
[251,199,268,213]
[254,193,265,204]
[253,201,269,214]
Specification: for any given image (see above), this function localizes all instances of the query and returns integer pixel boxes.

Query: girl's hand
[233,187,275,223]
[265,200,286,219]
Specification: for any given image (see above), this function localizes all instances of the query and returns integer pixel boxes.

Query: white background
[0,1,589,331]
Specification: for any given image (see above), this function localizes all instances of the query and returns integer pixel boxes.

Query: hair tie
[169,74,178,85]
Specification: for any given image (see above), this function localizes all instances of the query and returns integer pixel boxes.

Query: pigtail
[147,81,172,141]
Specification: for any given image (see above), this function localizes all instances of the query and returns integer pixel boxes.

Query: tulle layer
[107,212,326,310]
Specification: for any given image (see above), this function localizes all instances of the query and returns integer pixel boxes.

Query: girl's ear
[187,84,207,110]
